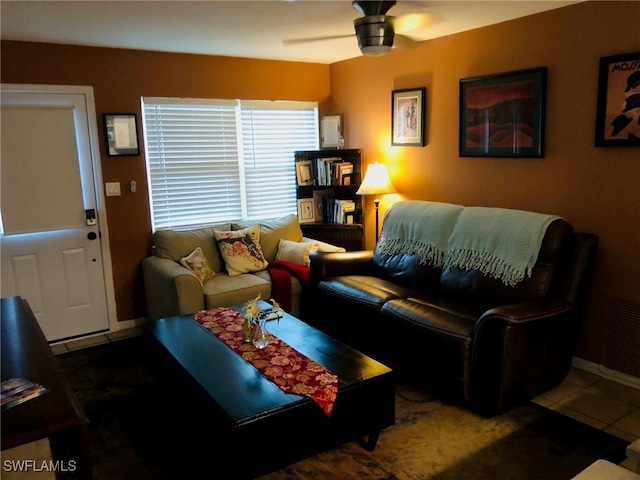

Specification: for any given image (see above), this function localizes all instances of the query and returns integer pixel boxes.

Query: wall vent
[605,296,640,379]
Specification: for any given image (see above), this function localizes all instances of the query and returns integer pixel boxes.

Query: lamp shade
[356,162,396,196]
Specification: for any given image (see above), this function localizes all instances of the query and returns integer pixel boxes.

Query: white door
[1,85,111,342]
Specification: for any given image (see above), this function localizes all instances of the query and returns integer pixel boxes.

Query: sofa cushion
[380,297,479,336]
[214,224,269,276]
[372,248,442,292]
[317,275,422,310]
[203,272,271,309]
[380,297,477,402]
[179,247,215,285]
[275,239,318,267]
[153,223,231,273]
[233,214,303,262]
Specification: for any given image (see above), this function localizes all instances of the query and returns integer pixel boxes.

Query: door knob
[87,232,98,240]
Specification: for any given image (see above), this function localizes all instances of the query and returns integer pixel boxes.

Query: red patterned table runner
[193,307,338,416]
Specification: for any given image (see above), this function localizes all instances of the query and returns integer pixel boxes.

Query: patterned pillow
[275,239,319,267]
[179,247,215,285]
[214,224,269,276]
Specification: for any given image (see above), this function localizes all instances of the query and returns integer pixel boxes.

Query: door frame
[2,83,118,337]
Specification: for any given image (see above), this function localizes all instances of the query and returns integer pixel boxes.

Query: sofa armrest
[477,298,572,327]
[309,250,375,288]
[301,236,346,253]
[142,256,205,320]
[470,298,575,415]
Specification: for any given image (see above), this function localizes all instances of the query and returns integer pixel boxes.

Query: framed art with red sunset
[459,67,547,158]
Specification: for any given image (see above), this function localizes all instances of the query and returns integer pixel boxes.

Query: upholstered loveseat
[143,214,344,320]
[308,200,598,415]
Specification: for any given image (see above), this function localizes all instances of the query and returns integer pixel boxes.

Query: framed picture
[103,113,139,156]
[320,114,344,149]
[459,67,547,158]
[595,51,640,147]
[297,198,315,223]
[392,87,426,147]
[295,159,314,186]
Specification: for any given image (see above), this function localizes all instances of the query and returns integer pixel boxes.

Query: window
[142,97,318,231]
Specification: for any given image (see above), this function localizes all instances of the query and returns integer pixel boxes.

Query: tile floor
[3,326,640,477]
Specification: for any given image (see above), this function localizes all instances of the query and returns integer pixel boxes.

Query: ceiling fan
[283,1,433,56]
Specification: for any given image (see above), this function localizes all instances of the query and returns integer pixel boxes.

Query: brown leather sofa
[307,201,598,416]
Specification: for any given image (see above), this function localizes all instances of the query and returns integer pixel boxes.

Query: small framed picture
[320,114,344,149]
[459,67,547,158]
[595,51,640,147]
[297,198,315,223]
[103,113,140,156]
[295,160,314,186]
[392,87,426,147]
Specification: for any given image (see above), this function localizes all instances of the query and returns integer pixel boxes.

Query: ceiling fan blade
[392,12,435,33]
[283,34,355,46]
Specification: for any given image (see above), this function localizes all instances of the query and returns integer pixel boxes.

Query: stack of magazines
[1,377,49,410]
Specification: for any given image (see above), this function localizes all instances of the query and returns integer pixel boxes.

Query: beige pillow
[179,247,215,285]
[275,239,319,267]
[232,214,303,262]
[214,224,269,276]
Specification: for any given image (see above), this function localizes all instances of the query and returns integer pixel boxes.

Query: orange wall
[1,1,638,365]
[330,1,640,363]
[1,42,331,322]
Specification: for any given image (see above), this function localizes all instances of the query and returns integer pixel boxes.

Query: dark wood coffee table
[1,296,91,480]
[145,305,395,478]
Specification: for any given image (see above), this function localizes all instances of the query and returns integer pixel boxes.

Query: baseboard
[572,356,640,390]
[113,316,149,331]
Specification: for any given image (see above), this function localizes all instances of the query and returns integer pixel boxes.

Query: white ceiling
[0,1,582,64]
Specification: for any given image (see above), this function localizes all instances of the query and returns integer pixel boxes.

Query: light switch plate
[105,182,121,196]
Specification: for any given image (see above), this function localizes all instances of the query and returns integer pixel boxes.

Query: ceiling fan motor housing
[354,15,395,55]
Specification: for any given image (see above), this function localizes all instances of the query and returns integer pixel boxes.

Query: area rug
[58,335,628,480]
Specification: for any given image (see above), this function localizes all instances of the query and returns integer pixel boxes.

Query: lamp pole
[356,161,396,246]
[374,198,381,243]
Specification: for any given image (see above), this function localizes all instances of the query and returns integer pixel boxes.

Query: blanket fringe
[379,237,446,267]
[445,249,529,287]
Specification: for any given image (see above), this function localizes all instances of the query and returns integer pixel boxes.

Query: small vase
[253,316,269,349]
[242,316,255,343]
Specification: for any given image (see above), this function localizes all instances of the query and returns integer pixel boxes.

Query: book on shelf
[312,157,350,186]
[1,377,49,410]
[322,198,356,224]
[331,161,352,185]
[312,188,335,222]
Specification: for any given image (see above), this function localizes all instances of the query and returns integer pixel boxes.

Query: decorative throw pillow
[179,247,215,285]
[232,214,303,262]
[275,239,319,267]
[214,225,269,276]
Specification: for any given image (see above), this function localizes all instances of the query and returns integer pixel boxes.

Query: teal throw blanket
[378,200,464,267]
[444,207,561,286]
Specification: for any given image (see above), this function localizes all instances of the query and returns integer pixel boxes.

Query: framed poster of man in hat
[595,51,640,147]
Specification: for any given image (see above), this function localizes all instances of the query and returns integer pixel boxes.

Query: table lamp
[356,162,396,243]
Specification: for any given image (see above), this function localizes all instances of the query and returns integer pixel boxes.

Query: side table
[1,296,91,479]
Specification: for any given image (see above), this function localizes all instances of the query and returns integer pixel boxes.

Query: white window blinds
[142,97,318,230]
[240,100,319,219]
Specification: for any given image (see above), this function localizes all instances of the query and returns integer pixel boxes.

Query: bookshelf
[294,149,364,251]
